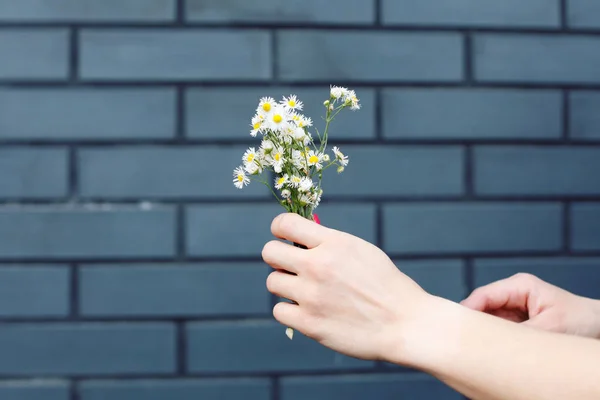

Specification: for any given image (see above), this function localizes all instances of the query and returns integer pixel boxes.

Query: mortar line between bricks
[464,258,475,295]
[70,379,79,400]
[563,202,572,254]
[175,85,186,141]
[3,139,600,147]
[6,80,600,91]
[176,204,186,260]
[374,0,382,26]
[70,264,79,318]
[176,0,185,24]
[562,90,570,141]
[2,251,600,266]
[463,32,473,83]
[176,321,187,375]
[560,0,568,30]
[374,88,383,140]
[68,27,79,83]
[68,148,78,199]
[271,376,280,400]
[3,196,600,207]
[1,23,599,35]
[464,145,474,197]
[0,368,414,381]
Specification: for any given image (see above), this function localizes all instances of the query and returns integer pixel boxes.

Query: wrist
[383,293,466,371]
[589,298,600,339]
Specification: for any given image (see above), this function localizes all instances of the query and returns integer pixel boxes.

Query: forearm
[393,296,600,400]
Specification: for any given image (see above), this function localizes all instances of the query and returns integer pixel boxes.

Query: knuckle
[513,272,537,283]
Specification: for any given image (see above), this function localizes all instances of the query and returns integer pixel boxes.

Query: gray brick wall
[0,1,599,399]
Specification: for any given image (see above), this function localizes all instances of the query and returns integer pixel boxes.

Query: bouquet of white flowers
[232,85,360,339]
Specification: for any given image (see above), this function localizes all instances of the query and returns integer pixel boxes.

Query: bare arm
[396,296,600,400]
[262,213,600,400]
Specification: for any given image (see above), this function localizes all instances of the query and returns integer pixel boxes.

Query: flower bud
[322,154,330,162]
[337,166,345,173]
[323,100,330,107]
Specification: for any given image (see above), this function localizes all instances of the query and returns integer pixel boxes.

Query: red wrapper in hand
[313,213,320,225]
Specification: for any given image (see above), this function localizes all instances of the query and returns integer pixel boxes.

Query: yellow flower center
[253,122,261,129]
[309,155,319,164]
[298,122,304,127]
[288,100,296,107]
[246,154,255,162]
[273,114,282,123]
[277,177,286,185]
[274,153,281,161]
[237,175,244,182]
[262,103,271,112]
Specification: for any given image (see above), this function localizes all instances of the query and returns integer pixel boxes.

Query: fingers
[266,270,301,302]
[271,213,330,249]
[262,240,306,274]
[461,275,530,312]
[272,302,308,332]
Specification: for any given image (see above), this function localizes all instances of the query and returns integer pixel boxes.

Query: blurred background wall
[0,0,599,399]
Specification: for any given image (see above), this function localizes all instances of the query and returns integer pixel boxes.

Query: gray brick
[570,91,600,141]
[0,30,68,80]
[0,207,175,259]
[186,203,376,257]
[382,89,562,140]
[383,203,562,254]
[394,259,466,302]
[0,323,175,375]
[324,146,464,196]
[281,374,462,400]
[568,0,600,29]
[382,0,559,27]
[80,264,270,317]
[0,88,175,140]
[474,34,600,84]
[278,31,463,82]
[474,257,600,299]
[186,87,375,140]
[571,203,600,251]
[0,381,69,400]
[80,30,271,81]
[0,148,67,199]
[187,320,373,373]
[0,266,69,317]
[186,0,374,24]
[79,146,268,199]
[0,0,175,22]
[475,146,600,196]
[80,378,271,400]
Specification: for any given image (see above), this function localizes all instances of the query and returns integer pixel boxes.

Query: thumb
[521,312,562,334]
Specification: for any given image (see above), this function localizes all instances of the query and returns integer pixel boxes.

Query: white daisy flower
[242,147,257,165]
[311,189,323,208]
[257,96,276,116]
[281,189,291,199]
[281,94,303,111]
[298,193,312,206]
[274,174,289,189]
[261,139,274,153]
[250,114,263,137]
[270,147,285,173]
[299,177,313,192]
[332,146,349,166]
[244,161,261,175]
[293,126,306,141]
[330,85,348,99]
[266,105,289,132]
[233,166,250,189]
[344,90,360,110]
[307,150,323,170]
[289,175,302,188]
